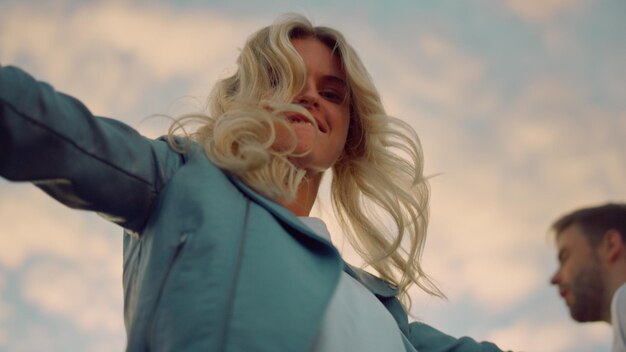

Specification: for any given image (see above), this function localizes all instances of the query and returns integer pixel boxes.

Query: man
[550,203,626,352]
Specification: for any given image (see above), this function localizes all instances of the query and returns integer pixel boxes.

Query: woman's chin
[288,154,332,175]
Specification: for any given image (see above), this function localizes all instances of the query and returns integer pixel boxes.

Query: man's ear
[601,229,625,264]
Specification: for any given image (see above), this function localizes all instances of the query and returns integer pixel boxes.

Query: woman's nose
[294,82,319,109]
[294,94,318,109]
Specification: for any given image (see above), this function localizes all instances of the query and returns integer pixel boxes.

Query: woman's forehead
[291,37,346,80]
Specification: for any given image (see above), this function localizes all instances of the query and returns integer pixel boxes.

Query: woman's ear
[601,229,625,264]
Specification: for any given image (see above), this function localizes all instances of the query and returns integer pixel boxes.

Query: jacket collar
[225,173,333,246]
[343,263,399,298]
[226,171,399,299]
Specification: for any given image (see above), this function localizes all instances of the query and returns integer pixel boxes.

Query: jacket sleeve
[0,65,185,232]
[407,321,508,352]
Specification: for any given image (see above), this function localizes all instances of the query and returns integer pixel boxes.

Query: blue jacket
[0,65,505,352]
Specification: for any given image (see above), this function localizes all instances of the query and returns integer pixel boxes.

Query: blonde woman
[0,14,507,352]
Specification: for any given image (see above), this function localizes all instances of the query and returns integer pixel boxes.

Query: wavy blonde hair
[169,14,443,308]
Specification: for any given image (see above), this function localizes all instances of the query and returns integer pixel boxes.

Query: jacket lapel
[225,173,334,246]
[343,263,411,337]
[343,263,398,298]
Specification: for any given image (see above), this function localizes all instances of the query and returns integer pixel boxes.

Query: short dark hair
[551,203,626,246]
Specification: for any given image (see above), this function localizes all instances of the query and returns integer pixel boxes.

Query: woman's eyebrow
[322,75,347,88]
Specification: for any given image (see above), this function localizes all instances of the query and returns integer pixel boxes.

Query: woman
[0,14,506,352]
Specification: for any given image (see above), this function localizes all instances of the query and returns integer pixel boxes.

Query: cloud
[498,78,626,202]
[0,184,124,346]
[487,317,611,351]
[501,0,586,54]
[423,177,550,310]
[21,259,123,334]
[387,68,624,317]
[0,274,9,347]
[359,32,498,121]
[0,1,260,117]
[0,185,119,272]
[427,76,624,306]
[503,0,583,24]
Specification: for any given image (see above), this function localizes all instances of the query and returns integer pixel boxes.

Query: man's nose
[550,270,561,286]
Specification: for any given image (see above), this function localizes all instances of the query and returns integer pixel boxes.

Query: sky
[0,0,625,351]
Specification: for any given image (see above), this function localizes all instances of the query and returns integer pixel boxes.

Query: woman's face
[275,36,351,174]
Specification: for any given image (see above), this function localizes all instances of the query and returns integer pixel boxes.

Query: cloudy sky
[1,0,625,351]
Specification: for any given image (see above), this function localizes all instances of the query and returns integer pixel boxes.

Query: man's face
[550,224,608,322]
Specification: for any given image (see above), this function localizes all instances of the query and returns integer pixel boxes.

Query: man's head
[550,203,626,323]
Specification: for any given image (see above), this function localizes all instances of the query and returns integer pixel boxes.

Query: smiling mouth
[286,113,326,133]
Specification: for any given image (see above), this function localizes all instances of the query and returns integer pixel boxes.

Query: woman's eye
[320,90,344,103]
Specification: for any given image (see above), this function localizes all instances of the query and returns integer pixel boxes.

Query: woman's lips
[286,113,326,133]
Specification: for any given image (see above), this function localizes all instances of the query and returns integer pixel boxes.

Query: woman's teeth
[290,119,312,125]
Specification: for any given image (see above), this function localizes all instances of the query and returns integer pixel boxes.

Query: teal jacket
[0,65,506,352]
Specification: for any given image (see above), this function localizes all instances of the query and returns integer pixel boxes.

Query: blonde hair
[169,14,443,308]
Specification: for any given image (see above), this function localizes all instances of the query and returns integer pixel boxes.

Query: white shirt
[612,283,626,352]
[299,217,406,352]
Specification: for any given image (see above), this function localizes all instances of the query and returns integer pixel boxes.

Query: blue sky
[1,0,625,351]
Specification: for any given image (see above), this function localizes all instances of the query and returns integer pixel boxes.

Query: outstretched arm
[0,65,184,232]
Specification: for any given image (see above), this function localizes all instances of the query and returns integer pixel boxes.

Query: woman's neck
[279,172,322,216]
